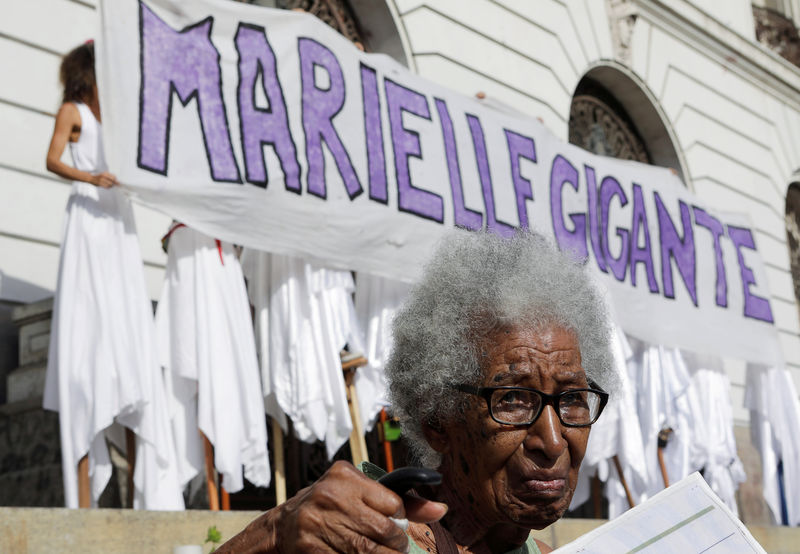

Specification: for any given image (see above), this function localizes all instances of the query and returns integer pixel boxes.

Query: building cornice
[627,0,800,110]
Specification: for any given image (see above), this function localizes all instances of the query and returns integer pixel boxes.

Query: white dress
[43,103,184,509]
[156,224,271,492]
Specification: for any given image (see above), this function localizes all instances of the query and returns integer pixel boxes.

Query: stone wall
[0,300,63,507]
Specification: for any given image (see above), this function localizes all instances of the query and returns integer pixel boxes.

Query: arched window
[568,64,686,182]
[276,0,366,45]
[570,79,650,164]
[247,0,410,66]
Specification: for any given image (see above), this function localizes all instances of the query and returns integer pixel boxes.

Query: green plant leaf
[205,525,223,544]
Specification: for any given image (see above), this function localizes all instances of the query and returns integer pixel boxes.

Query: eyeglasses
[454,384,609,427]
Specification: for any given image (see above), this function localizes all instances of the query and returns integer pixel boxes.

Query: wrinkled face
[440,323,590,529]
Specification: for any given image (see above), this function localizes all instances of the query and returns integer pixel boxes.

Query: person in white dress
[43,41,183,509]
[156,222,271,496]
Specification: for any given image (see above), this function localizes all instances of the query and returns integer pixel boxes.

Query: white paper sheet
[553,473,765,553]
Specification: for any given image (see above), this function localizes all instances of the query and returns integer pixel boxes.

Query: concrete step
[0,506,261,553]
[1,507,798,554]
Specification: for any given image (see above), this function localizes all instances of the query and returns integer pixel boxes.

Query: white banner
[97,0,782,365]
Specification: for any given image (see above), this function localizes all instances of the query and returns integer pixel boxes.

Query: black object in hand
[377,467,442,496]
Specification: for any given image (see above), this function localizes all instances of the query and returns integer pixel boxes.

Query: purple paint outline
[435,98,482,230]
[235,23,300,192]
[137,1,241,182]
[298,36,363,200]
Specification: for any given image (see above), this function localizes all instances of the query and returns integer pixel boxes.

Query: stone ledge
[11,299,53,326]
[0,507,262,553]
[1,507,796,553]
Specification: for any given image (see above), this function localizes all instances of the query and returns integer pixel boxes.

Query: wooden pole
[657,448,670,488]
[612,454,635,509]
[272,418,287,505]
[346,379,369,467]
[342,355,369,467]
[77,454,90,508]
[657,428,673,488]
[591,475,603,518]
[220,487,230,511]
[379,408,394,472]
[125,428,136,509]
[202,432,220,511]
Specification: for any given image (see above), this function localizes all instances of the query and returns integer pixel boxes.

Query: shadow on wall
[0,300,22,404]
[0,273,52,306]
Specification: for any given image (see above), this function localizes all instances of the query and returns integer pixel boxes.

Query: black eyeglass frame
[454,384,609,428]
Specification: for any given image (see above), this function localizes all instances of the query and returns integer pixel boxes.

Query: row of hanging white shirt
[571,326,800,526]
[174,241,800,525]
[240,250,409,461]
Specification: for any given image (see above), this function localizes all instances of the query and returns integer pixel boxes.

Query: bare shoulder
[56,102,81,122]
[53,102,82,143]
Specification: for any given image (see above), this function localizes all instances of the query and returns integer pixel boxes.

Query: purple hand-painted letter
[551,155,588,260]
[654,193,697,305]
[630,184,659,293]
[299,38,362,199]
[728,225,774,323]
[361,63,387,203]
[693,207,728,308]
[600,176,629,282]
[584,166,607,273]
[385,79,443,223]
[436,99,481,230]
[235,24,300,191]
[138,2,240,182]
[505,129,536,231]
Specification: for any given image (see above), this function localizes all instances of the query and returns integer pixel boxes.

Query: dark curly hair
[60,42,96,105]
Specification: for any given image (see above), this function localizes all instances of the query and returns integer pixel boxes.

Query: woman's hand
[217,461,447,553]
[90,171,118,189]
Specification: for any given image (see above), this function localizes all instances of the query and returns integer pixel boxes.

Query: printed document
[552,472,766,553]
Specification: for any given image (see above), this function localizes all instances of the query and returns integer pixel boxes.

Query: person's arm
[217,461,447,553]
[45,103,117,188]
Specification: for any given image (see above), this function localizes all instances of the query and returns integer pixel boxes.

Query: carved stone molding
[607,0,638,64]
[754,6,800,68]
[277,0,364,45]
[569,94,650,163]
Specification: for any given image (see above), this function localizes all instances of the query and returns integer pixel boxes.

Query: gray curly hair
[385,230,616,468]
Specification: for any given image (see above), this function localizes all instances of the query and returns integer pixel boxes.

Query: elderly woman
[220,231,615,553]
